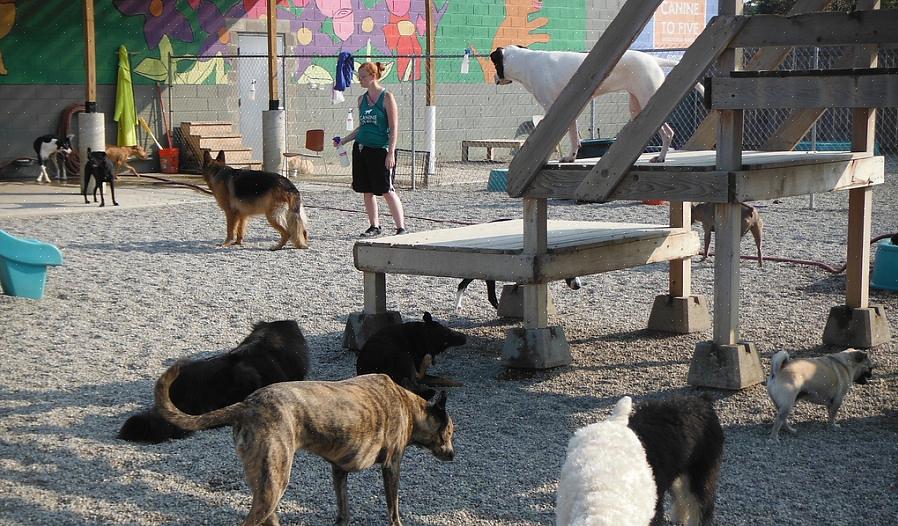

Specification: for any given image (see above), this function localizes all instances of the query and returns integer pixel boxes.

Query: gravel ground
[1,161,896,526]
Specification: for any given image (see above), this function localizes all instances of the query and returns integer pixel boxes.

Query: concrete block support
[647,295,711,333]
[501,326,571,369]
[688,340,764,390]
[78,112,105,194]
[262,109,285,173]
[497,284,556,319]
[342,310,403,351]
[823,305,892,348]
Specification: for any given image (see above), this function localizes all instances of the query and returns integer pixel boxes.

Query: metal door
[238,33,285,162]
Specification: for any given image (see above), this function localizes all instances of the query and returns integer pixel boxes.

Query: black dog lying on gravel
[118,320,310,443]
[356,312,466,400]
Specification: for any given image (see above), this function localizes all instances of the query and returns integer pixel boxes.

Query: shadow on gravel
[67,239,232,254]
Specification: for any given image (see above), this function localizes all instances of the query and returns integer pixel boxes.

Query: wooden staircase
[180,121,262,171]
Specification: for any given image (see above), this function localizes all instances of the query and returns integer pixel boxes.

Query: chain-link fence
[170,48,897,188]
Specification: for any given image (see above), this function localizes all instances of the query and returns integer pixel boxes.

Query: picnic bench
[461,139,525,162]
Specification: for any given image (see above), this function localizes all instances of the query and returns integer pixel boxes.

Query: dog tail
[770,351,790,379]
[608,396,633,424]
[286,192,310,249]
[154,360,246,431]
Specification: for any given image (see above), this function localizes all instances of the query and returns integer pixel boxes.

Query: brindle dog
[155,364,454,526]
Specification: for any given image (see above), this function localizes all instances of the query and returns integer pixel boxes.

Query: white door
[238,33,285,162]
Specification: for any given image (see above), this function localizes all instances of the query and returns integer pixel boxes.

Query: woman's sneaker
[360,225,382,237]
[395,228,408,235]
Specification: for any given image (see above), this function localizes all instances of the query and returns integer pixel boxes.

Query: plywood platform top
[564,149,870,172]
[357,220,686,254]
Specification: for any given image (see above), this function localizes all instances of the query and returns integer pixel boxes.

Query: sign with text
[653,0,706,48]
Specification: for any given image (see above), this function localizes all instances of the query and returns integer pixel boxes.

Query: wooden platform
[523,150,884,202]
[462,139,525,162]
[355,220,700,284]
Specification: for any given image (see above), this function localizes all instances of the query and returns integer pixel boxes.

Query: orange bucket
[159,148,179,174]
[642,199,666,206]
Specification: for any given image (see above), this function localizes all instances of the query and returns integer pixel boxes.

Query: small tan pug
[767,349,873,440]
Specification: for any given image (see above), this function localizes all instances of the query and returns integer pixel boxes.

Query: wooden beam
[732,155,883,201]
[846,188,872,308]
[668,202,691,298]
[709,73,898,110]
[683,0,833,151]
[522,199,548,328]
[506,0,664,197]
[425,0,435,105]
[267,0,279,104]
[573,15,747,203]
[731,10,898,48]
[83,0,97,109]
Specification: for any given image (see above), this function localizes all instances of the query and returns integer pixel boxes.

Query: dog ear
[87,147,92,155]
[216,150,226,163]
[432,390,447,411]
[854,350,869,362]
[423,312,433,323]
[202,149,212,166]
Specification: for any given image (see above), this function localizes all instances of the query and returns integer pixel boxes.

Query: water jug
[334,137,351,167]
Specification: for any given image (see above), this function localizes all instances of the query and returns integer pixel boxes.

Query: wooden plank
[506,0,664,197]
[356,245,534,281]
[574,15,747,203]
[733,155,884,201]
[732,10,898,48]
[762,0,880,151]
[683,0,833,151]
[710,74,898,109]
[539,230,699,281]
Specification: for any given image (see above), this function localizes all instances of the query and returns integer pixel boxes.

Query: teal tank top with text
[356,90,390,149]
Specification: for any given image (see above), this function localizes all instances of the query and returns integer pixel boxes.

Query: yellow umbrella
[114,45,138,146]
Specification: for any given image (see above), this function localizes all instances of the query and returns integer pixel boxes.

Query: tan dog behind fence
[105,145,151,178]
[691,202,763,267]
[155,364,455,526]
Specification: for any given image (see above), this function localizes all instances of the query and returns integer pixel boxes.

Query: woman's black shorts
[351,142,394,195]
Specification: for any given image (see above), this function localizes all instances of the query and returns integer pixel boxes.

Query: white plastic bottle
[345,109,354,131]
[334,136,351,167]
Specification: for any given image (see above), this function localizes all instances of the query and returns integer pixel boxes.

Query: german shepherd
[202,149,310,250]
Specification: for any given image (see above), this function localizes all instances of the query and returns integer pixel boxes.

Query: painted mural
[0,1,586,86]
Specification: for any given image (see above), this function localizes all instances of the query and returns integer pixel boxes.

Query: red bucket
[159,148,179,174]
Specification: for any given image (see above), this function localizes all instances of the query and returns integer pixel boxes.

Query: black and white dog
[33,134,72,183]
[118,320,311,443]
[490,46,704,163]
[455,277,582,312]
[628,396,724,526]
[83,149,118,207]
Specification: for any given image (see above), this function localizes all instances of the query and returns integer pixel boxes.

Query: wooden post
[266,0,280,109]
[669,202,691,298]
[425,0,435,106]
[363,271,387,314]
[712,0,743,346]
[845,8,878,310]
[522,198,548,329]
[83,0,97,112]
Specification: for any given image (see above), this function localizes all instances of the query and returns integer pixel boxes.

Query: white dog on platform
[490,45,703,163]
[556,396,657,526]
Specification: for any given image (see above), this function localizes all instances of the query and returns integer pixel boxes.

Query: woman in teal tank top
[333,62,407,237]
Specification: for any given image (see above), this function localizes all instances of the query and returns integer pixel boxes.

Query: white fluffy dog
[556,396,657,526]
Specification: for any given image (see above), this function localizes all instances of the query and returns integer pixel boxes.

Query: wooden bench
[461,139,525,162]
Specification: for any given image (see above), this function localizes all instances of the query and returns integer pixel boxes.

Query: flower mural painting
[0,0,15,75]
[115,0,194,49]
[384,14,421,81]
